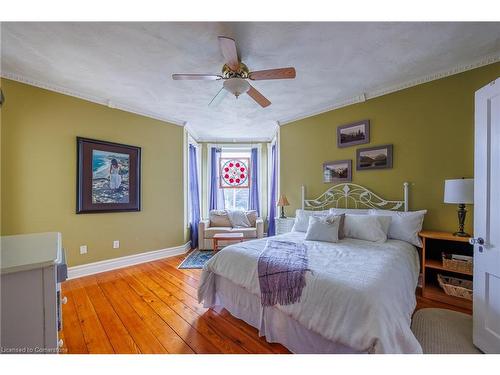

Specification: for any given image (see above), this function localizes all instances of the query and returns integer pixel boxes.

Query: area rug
[178,250,215,269]
[411,308,482,354]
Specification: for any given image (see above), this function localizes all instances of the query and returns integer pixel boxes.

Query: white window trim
[206,143,215,218]
[268,132,279,222]
[187,135,201,226]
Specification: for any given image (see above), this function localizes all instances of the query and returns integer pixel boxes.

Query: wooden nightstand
[419,230,473,311]
[275,217,295,235]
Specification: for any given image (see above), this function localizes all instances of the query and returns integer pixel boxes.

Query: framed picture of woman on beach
[77,137,141,213]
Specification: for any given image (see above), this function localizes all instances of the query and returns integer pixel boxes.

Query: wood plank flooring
[61,253,470,354]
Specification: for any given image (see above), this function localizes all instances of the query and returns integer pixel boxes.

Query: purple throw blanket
[258,240,309,307]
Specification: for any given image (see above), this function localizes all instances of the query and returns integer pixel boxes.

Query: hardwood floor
[61,253,471,354]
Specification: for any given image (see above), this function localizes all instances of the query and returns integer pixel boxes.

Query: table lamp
[444,178,474,237]
[277,194,290,218]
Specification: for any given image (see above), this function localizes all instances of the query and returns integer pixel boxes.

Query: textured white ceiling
[1,22,499,141]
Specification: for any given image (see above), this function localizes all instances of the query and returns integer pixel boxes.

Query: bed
[198,183,423,354]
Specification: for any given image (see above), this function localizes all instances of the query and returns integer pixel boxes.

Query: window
[220,149,251,211]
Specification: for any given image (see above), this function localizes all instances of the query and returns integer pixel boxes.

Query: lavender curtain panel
[209,147,225,210]
[188,144,201,248]
[249,147,260,215]
[268,144,277,236]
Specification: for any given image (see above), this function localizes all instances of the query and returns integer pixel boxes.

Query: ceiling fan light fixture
[171,35,295,107]
[223,78,250,98]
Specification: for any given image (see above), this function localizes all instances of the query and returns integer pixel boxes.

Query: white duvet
[198,232,422,354]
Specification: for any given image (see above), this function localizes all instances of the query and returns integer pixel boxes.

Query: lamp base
[279,206,286,219]
[454,204,469,238]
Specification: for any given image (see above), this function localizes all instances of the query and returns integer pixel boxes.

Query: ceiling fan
[172,36,296,108]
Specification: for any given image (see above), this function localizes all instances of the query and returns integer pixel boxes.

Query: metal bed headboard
[301,182,409,212]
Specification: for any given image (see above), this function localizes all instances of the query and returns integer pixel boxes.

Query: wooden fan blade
[218,36,239,72]
[208,87,228,107]
[249,67,296,81]
[247,85,271,108]
[172,74,222,80]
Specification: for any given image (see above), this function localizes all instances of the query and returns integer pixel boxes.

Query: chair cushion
[246,210,258,227]
[204,227,257,239]
[209,210,232,227]
[226,210,251,228]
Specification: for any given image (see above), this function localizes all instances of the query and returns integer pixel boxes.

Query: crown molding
[278,54,500,126]
[0,72,187,127]
[277,94,366,126]
[184,123,202,142]
[366,54,500,100]
[194,121,278,143]
[195,136,272,143]
[3,54,499,136]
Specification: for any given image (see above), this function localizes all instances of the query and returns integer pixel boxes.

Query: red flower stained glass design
[219,158,250,188]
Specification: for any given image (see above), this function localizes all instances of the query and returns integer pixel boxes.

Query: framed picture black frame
[337,119,370,148]
[356,144,393,171]
[323,159,352,183]
[76,137,141,213]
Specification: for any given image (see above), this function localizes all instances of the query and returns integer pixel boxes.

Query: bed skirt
[205,274,364,354]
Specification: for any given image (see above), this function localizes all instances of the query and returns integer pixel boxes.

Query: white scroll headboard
[301,182,409,212]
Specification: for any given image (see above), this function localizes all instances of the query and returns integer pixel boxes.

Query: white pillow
[209,210,232,227]
[304,215,341,243]
[369,209,427,247]
[343,214,392,243]
[329,208,370,215]
[246,210,258,227]
[292,209,330,232]
[226,210,251,228]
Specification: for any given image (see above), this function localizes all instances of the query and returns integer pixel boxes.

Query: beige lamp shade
[277,194,290,207]
[444,178,474,204]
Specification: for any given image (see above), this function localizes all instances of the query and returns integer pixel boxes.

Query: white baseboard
[67,242,191,279]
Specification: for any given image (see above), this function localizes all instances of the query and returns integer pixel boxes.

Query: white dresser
[275,217,295,235]
[1,232,67,354]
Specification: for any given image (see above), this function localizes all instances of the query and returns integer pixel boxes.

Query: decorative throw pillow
[369,209,427,247]
[335,213,346,239]
[226,209,251,228]
[209,210,232,227]
[292,209,331,233]
[245,210,258,227]
[304,215,341,243]
[343,214,392,243]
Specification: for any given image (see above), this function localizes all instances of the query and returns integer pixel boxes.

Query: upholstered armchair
[198,210,264,250]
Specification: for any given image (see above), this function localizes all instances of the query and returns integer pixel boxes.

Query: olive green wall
[1,79,186,267]
[280,62,500,234]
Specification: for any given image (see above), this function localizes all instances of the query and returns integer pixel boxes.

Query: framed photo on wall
[356,144,393,170]
[337,119,370,148]
[323,159,352,183]
[77,137,141,213]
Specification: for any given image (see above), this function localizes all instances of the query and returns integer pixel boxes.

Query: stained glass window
[219,158,250,188]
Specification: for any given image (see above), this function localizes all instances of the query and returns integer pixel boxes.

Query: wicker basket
[441,253,473,274]
[437,274,473,300]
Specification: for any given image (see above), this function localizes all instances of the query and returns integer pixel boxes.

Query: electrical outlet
[80,245,87,255]
[113,240,120,249]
